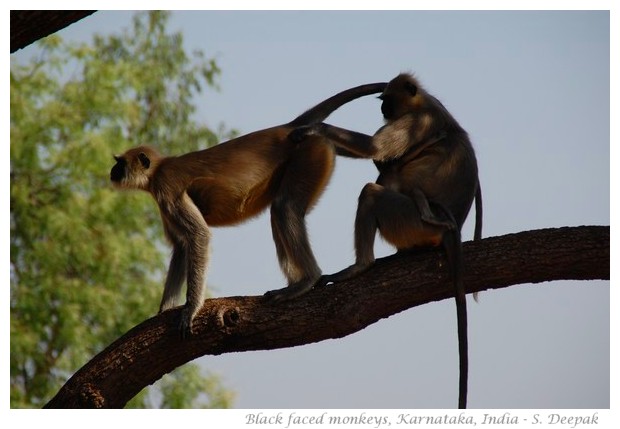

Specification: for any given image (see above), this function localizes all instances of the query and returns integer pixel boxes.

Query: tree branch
[10,11,96,53]
[44,225,609,408]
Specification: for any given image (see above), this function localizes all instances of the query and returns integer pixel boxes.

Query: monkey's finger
[287,125,315,143]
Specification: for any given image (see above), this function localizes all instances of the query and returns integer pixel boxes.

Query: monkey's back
[178,126,296,226]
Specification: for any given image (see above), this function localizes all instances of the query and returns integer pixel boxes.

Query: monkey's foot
[264,279,316,302]
[316,262,372,287]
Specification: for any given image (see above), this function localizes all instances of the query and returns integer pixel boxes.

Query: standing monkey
[293,73,482,408]
[111,82,387,336]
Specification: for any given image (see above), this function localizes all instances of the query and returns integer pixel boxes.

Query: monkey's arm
[291,118,444,161]
[159,194,211,337]
[371,114,442,161]
[334,146,369,158]
[290,123,377,158]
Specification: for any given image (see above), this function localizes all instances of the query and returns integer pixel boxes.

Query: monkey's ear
[405,81,417,97]
[113,155,121,162]
[138,152,151,169]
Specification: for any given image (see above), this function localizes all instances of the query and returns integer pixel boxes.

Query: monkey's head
[110,145,161,191]
[379,73,424,121]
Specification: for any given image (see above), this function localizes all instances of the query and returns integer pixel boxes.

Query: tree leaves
[10,11,232,408]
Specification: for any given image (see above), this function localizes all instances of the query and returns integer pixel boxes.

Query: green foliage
[10,11,233,408]
[127,366,235,409]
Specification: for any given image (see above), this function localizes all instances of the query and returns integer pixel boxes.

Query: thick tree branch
[45,225,609,408]
[10,11,96,53]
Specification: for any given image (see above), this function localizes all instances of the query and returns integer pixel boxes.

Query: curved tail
[288,82,387,127]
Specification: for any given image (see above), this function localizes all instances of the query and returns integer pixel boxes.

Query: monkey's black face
[110,157,126,183]
[380,97,396,120]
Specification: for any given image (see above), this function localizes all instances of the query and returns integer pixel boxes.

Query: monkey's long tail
[472,182,483,302]
[454,244,468,410]
[443,228,468,409]
[474,182,483,241]
[435,202,468,409]
[289,82,388,127]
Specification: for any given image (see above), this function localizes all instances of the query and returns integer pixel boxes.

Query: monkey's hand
[288,124,323,143]
[420,215,457,231]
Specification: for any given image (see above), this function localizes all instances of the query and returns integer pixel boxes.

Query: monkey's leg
[320,183,444,287]
[265,137,335,301]
[318,182,381,286]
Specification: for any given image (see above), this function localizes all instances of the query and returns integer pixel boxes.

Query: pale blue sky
[10,8,612,410]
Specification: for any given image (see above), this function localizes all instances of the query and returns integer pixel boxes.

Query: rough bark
[44,225,609,408]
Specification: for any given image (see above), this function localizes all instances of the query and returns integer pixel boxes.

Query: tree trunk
[44,225,609,408]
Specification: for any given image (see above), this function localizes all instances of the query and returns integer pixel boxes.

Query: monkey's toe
[264,280,315,302]
[315,274,336,288]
